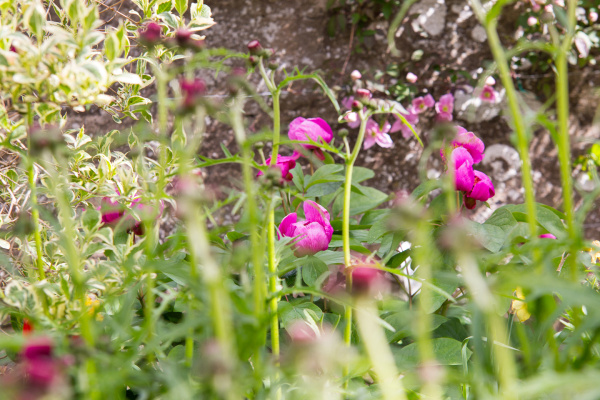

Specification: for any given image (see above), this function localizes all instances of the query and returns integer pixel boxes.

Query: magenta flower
[98,194,163,235]
[452,127,485,164]
[540,233,557,239]
[138,22,162,46]
[451,147,475,192]
[180,78,206,109]
[99,197,125,225]
[390,106,419,139]
[174,29,204,50]
[21,337,58,390]
[363,119,393,150]
[288,117,333,160]
[412,94,435,114]
[352,266,385,296]
[435,93,454,121]
[480,85,496,103]
[464,170,495,209]
[257,154,298,183]
[279,200,333,256]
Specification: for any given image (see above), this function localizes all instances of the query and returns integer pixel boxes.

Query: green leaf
[503,203,567,239]
[278,299,323,332]
[393,338,472,368]
[466,220,506,253]
[175,0,188,16]
[157,0,173,14]
[305,164,344,189]
[301,256,329,287]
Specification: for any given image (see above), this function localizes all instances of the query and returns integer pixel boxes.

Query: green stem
[475,6,538,237]
[556,0,577,280]
[342,112,369,383]
[25,107,45,281]
[230,99,266,340]
[355,299,407,400]
[258,57,281,393]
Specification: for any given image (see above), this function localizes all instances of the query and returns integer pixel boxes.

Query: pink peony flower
[363,119,393,150]
[279,200,333,257]
[390,107,419,139]
[452,127,485,164]
[288,117,333,149]
[480,85,497,103]
[464,170,495,209]
[451,147,475,192]
[351,266,385,296]
[257,154,298,183]
[412,94,435,114]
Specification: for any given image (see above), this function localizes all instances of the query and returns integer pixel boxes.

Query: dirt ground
[68,0,599,238]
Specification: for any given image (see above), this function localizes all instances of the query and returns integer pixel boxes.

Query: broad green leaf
[305,164,344,189]
[278,299,323,331]
[393,338,472,368]
[301,256,329,287]
[175,0,188,16]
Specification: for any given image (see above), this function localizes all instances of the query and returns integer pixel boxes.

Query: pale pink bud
[406,72,418,83]
[485,76,496,86]
[527,16,538,26]
[350,70,362,81]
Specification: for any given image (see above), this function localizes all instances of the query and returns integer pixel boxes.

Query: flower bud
[247,40,262,55]
[351,100,362,112]
[351,266,385,297]
[247,55,259,67]
[350,70,362,81]
[253,141,264,150]
[268,62,278,70]
[338,128,349,138]
[527,16,538,26]
[485,76,496,86]
[174,29,205,51]
[261,48,275,58]
[590,10,599,23]
[138,22,162,47]
[355,88,372,102]
[406,72,418,83]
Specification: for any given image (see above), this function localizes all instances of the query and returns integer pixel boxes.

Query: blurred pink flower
[363,119,393,150]
[288,117,333,149]
[480,85,496,103]
[540,233,557,239]
[406,72,418,83]
[279,200,333,256]
[341,97,361,129]
[464,170,495,209]
[138,22,162,46]
[21,337,59,391]
[350,70,362,81]
[435,93,454,121]
[412,94,435,114]
[452,128,485,164]
[98,193,163,235]
[257,154,298,183]
[391,106,419,138]
[435,93,454,115]
[352,266,385,296]
[180,78,206,108]
[451,147,475,192]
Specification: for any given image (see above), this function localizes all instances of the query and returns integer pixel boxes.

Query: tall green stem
[342,112,368,383]
[25,107,45,281]
[471,3,538,237]
[258,58,282,386]
[556,0,577,280]
[230,99,266,326]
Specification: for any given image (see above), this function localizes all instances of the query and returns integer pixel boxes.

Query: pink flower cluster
[442,127,495,209]
[341,91,456,150]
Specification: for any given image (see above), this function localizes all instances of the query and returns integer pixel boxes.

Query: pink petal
[424,94,435,107]
[293,221,330,256]
[467,170,495,201]
[375,133,393,148]
[304,200,333,241]
[279,213,298,238]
